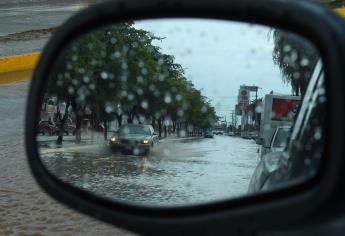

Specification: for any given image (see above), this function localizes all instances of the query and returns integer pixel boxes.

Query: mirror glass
[36,19,325,206]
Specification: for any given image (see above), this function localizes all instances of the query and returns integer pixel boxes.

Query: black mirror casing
[25,0,345,235]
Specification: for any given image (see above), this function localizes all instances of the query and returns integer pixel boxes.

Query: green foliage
[272,30,319,96]
[45,22,218,139]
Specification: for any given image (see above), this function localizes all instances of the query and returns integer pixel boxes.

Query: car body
[258,59,325,193]
[109,124,159,155]
[248,126,291,193]
[204,131,214,138]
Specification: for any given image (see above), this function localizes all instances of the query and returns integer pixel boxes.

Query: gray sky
[135,19,303,121]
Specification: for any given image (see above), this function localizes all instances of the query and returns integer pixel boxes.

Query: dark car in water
[109,124,159,155]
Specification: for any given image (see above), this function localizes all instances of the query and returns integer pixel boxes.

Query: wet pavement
[0,81,136,235]
[0,0,89,56]
[39,134,259,207]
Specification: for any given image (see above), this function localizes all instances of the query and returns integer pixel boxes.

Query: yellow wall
[0,52,40,83]
[335,8,345,17]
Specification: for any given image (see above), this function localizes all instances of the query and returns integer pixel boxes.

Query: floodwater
[39,134,259,207]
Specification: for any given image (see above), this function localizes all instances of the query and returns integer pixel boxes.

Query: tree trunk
[103,121,108,140]
[158,118,162,138]
[56,102,70,145]
[116,114,122,127]
[75,114,82,143]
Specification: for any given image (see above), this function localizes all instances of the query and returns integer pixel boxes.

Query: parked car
[248,126,291,193]
[251,59,325,193]
[38,120,59,135]
[109,124,159,155]
[204,131,214,138]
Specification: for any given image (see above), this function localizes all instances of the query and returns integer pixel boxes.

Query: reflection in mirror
[37,19,325,206]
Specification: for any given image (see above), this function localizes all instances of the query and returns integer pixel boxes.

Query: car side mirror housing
[25,1,345,235]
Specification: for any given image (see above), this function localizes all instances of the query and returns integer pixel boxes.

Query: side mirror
[25,1,345,235]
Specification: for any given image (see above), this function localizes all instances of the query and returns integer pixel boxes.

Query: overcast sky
[135,19,298,121]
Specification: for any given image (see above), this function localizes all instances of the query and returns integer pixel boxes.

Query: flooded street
[40,135,259,206]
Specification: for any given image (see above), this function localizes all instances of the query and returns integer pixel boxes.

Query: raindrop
[128,93,134,101]
[105,103,114,113]
[141,101,149,110]
[201,106,207,113]
[164,94,172,104]
[68,86,75,95]
[137,76,144,83]
[154,90,160,97]
[110,38,117,44]
[283,45,291,52]
[121,90,127,97]
[255,105,263,113]
[101,72,108,80]
[141,68,148,75]
[318,96,326,103]
[304,158,312,166]
[121,62,128,70]
[138,61,145,68]
[114,51,121,58]
[314,127,322,140]
[72,55,78,61]
[293,72,300,79]
[137,88,143,95]
[72,79,79,86]
[87,43,94,50]
[89,84,95,90]
[179,130,186,137]
[149,84,156,91]
[300,58,310,67]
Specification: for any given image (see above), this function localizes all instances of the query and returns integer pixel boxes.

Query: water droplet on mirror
[101,72,108,80]
[283,45,291,52]
[179,130,186,137]
[201,106,207,113]
[314,127,322,140]
[89,84,95,90]
[300,58,310,67]
[68,86,75,95]
[164,94,172,104]
[110,37,117,44]
[141,68,148,75]
[141,101,149,110]
[128,93,134,101]
[255,105,263,113]
[293,72,300,79]
[137,88,143,95]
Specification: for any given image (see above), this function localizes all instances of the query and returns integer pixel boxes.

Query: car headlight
[142,139,149,144]
[111,137,116,142]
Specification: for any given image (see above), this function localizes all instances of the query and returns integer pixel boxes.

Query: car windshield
[273,128,291,148]
[119,125,151,135]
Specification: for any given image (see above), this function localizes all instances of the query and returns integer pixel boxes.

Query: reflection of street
[40,135,259,206]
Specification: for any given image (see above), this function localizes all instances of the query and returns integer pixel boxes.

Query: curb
[0,52,40,84]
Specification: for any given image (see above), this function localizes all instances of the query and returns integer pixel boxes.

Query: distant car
[109,124,159,155]
[38,120,59,135]
[213,130,224,135]
[204,131,214,138]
